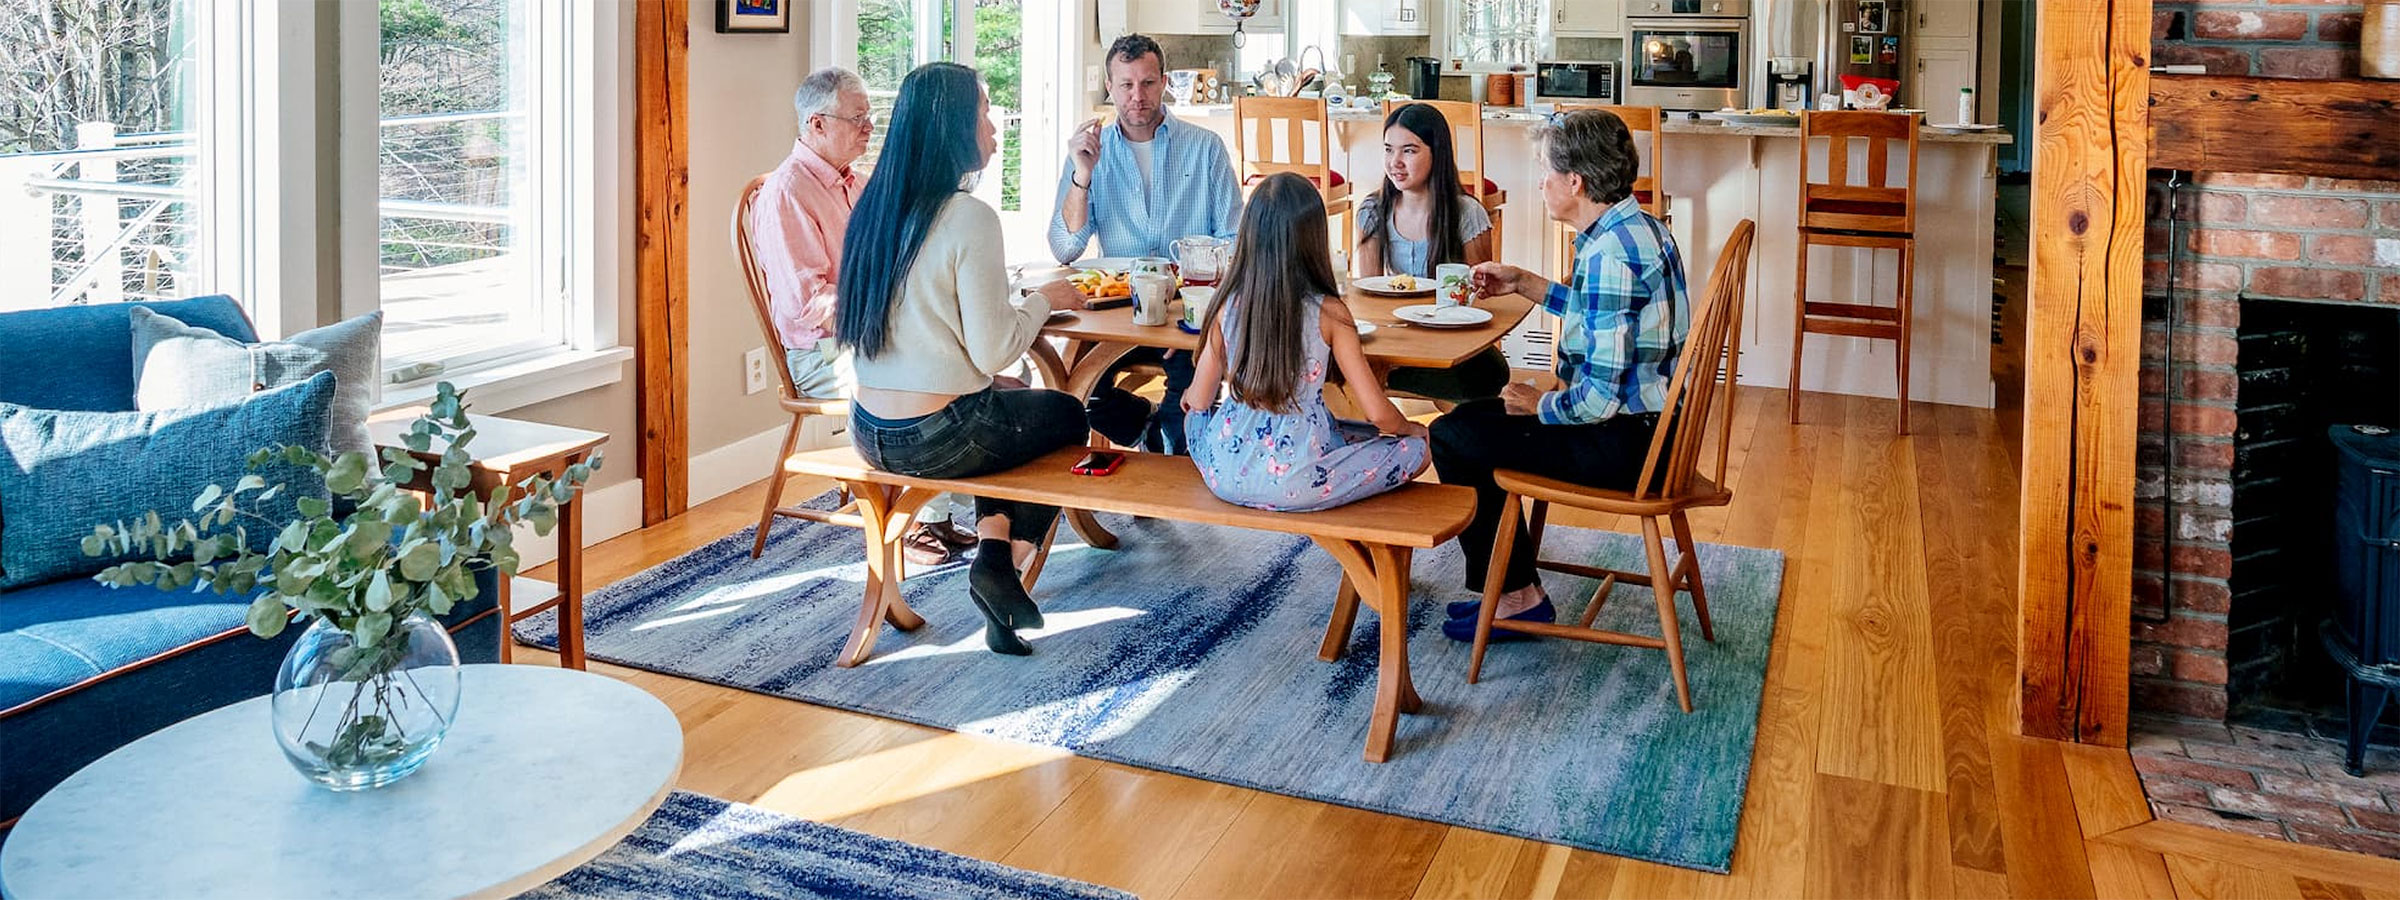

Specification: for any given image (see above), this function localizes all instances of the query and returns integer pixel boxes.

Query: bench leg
[1367,543,1421,763]
[1310,536,1421,763]
[1318,578,1360,662]
[838,482,931,667]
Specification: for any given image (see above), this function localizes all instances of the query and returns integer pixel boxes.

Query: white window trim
[340,0,628,415]
[205,0,321,340]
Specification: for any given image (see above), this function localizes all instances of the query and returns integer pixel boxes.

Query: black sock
[969,540,1044,630]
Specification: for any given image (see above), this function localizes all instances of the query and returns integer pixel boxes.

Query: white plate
[1928,122,2003,133]
[1353,275,1434,296]
[1393,304,1493,328]
[1355,322,1377,337]
[1075,257,1135,273]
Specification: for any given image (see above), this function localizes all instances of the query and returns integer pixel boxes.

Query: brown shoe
[925,518,980,549]
[901,524,960,567]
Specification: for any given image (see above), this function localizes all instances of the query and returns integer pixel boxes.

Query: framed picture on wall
[717,0,789,33]
[1858,0,1888,34]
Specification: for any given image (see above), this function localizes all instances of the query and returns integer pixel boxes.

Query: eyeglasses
[814,111,877,131]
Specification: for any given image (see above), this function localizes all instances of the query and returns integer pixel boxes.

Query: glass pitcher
[1170,235,1230,288]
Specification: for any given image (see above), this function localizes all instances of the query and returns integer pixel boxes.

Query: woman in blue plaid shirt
[1430,110,1691,642]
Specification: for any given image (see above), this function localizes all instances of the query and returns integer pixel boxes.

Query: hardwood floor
[519,387,2400,898]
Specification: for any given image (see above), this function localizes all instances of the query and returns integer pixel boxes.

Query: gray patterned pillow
[128,307,381,460]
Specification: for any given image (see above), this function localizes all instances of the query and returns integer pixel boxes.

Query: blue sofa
[0,297,500,836]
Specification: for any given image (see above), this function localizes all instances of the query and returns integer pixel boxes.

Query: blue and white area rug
[517,512,1784,872]
[526,791,1131,899]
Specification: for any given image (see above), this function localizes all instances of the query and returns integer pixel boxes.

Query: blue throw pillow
[0,371,336,590]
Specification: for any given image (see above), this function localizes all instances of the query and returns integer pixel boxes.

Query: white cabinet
[1555,0,1623,37]
[1911,44,1977,119]
[1133,0,1284,35]
[1343,0,1429,35]
[1914,0,1976,40]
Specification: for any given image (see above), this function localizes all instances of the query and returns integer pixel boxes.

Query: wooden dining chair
[1232,96,1353,248]
[733,174,870,559]
[1546,104,1668,281]
[1383,98,1507,253]
[1467,219,1758,715]
[1790,110,1921,434]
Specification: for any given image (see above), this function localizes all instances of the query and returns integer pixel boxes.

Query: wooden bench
[782,445,1475,762]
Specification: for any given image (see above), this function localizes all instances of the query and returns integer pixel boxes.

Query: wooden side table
[368,411,609,669]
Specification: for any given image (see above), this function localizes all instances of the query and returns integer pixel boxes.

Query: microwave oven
[1534,61,1618,101]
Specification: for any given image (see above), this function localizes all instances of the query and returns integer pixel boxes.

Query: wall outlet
[743,347,770,395]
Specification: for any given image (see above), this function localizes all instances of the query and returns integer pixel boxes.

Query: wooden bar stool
[733,174,870,558]
[1468,221,1758,713]
[1789,110,1921,434]
[1546,104,1668,281]
[1232,97,1353,248]
[1383,99,1507,253]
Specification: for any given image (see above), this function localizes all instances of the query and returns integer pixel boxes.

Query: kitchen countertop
[1158,102,2012,145]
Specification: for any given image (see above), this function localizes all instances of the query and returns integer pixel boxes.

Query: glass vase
[270,611,461,790]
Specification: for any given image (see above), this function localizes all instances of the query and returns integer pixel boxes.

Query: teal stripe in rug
[516,513,1784,873]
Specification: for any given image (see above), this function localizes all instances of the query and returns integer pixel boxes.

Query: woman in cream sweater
[835,62,1092,656]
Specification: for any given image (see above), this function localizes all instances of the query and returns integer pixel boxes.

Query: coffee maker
[1405,56,1443,100]
[1765,56,1812,110]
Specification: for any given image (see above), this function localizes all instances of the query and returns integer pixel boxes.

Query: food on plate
[1387,274,1416,290]
[1068,268,1133,299]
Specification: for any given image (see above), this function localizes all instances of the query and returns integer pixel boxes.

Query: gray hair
[794,67,865,126]
[1536,110,1637,205]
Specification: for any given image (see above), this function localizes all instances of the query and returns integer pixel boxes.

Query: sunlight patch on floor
[864,606,1149,665]
[742,732,1075,822]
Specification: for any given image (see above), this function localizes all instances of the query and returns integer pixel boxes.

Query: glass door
[852,0,1047,251]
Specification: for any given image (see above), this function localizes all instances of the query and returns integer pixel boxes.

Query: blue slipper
[1443,598,1556,642]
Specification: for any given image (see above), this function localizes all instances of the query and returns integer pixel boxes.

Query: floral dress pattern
[1184,297,1430,512]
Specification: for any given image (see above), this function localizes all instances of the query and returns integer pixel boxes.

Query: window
[0,0,209,311]
[377,0,576,382]
[1447,0,1545,68]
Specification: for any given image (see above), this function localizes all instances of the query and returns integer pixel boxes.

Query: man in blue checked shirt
[1430,109,1691,642]
[1049,33,1242,455]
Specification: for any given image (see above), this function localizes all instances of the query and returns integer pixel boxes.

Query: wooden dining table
[1022,280,1536,549]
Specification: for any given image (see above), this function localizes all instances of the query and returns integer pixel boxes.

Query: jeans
[1086,348,1195,455]
[850,386,1089,543]
[1385,347,1512,404]
[1429,398,1663,594]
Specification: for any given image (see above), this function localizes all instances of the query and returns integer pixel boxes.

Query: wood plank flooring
[519,387,2400,898]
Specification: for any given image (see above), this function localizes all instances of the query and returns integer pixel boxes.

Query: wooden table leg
[495,575,514,664]
[1056,342,1142,551]
[555,475,587,670]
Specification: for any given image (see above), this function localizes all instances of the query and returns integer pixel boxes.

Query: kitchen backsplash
[1555,38,1623,63]
[1147,34,1238,81]
[1334,35,1435,81]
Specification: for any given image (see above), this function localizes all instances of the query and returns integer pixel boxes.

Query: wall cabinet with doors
[1344,0,1430,35]
[1907,0,1979,114]
[1135,0,1285,35]
[1555,0,1623,37]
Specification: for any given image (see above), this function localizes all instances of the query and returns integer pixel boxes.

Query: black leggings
[1429,399,1662,593]
[851,386,1089,543]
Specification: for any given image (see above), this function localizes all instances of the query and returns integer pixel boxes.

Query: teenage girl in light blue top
[1355,102,1509,403]
[1181,173,1431,513]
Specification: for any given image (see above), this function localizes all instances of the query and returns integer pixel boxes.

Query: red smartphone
[1071,450,1125,476]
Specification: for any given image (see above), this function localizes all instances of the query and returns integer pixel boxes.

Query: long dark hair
[836,62,985,359]
[1359,103,1469,272]
[1200,173,1339,414]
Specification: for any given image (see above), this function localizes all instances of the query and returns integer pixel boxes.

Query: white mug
[1179,286,1216,330]
[1434,263,1473,307]
[1132,273,1174,326]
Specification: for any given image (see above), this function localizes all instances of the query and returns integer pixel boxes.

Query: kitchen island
[1167,103,2010,409]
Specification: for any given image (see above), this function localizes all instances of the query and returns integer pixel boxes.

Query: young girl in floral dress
[1180,173,1431,512]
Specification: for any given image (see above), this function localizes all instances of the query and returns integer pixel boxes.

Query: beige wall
[681,0,814,456]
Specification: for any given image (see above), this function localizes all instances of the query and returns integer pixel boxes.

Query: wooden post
[635,0,690,526]
[2017,0,2151,745]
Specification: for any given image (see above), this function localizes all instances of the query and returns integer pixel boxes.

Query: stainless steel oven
[1625,16,1748,111]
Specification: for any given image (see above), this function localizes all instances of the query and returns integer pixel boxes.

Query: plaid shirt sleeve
[1537,255,1644,425]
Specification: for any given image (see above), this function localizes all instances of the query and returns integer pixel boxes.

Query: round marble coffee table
[1,664,682,899]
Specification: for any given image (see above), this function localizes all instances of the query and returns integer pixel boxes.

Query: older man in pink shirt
[751,67,874,398]
[749,67,974,562]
